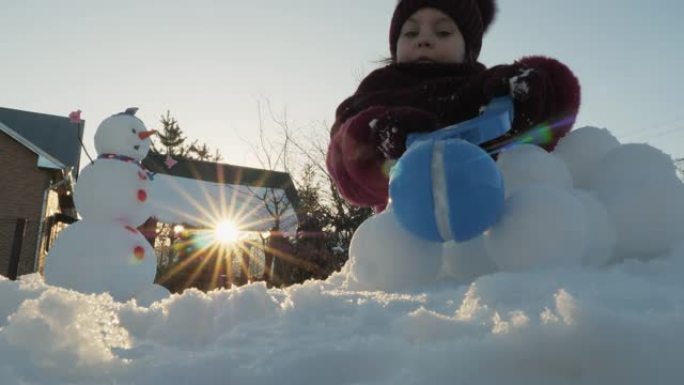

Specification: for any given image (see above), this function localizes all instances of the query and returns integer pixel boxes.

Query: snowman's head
[94,108,155,161]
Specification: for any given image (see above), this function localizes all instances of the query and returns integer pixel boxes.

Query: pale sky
[2,0,683,171]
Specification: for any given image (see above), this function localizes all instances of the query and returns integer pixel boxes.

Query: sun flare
[214,220,241,244]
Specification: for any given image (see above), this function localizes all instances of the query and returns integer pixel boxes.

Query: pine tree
[153,111,188,156]
[188,141,223,162]
[148,111,223,293]
[150,111,222,162]
[290,163,334,280]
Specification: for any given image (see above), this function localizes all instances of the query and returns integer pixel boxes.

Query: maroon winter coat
[326,56,581,211]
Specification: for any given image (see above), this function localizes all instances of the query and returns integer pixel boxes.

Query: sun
[214,220,241,244]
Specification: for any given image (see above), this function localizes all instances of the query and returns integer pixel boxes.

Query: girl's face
[396,8,466,64]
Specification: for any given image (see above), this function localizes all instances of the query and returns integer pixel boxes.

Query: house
[141,152,301,291]
[0,107,82,279]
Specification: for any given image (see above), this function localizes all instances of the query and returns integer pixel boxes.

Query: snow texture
[2,126,684,384]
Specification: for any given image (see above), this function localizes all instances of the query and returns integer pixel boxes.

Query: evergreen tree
[150,111,222,162]
[284,162,372,282]
[148,111,223,293]
[188,141,223,162]
[291,163,336,280]
[153,111,188,156]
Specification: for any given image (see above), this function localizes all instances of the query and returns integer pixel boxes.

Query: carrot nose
[138,130,157,140]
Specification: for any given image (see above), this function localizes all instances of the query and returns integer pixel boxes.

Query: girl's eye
[403,31,418,38]
[437,31,453,37]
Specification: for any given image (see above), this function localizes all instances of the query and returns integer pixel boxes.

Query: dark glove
[483,64,549,128]
[369,107,439,159]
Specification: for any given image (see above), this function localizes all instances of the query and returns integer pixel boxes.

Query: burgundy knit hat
[389,0,497,62]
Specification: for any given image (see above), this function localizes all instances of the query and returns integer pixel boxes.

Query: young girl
[326,0,581,212]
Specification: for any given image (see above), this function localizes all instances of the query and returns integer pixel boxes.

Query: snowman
[44,108,169,304]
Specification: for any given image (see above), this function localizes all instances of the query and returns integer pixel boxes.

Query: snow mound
[3,126,684,384]
[2,246,684,385]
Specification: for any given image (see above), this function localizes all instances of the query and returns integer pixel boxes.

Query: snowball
[553,126,621,188]
[44,221,158,302]
[496,144,572,198]
[440,236,498,284]
[571,189,617,267]
[590,143,679,200]
[346,210,442,291]
[601,179,684,260]
[589,143,684,260]
[484,185,588,271]
[74,159,152,226]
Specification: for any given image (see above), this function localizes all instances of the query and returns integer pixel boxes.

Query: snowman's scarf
[97,154,156,181]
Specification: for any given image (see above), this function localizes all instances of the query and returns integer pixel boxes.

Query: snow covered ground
[2,254,684,385]
[1,127,683,384]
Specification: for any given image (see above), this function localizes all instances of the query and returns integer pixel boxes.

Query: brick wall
[0,132,52,277]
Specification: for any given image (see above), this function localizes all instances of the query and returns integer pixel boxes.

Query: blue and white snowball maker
[389,138,504,243]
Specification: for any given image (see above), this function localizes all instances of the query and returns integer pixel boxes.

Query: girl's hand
[369,107,438,159]
[483,64,549,128]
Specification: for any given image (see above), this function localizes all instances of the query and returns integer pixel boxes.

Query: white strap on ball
[431,140,453,242]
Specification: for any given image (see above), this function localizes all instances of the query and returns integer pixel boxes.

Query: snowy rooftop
[143,154,299,233]
[149,173,298,233]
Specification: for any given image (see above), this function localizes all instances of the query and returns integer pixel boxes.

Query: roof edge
[0,121,66,169]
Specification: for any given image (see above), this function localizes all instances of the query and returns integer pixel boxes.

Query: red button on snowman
[44,108,169,304]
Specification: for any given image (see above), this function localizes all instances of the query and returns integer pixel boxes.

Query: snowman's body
[43,221,157,300]
[74,158,153,225]
[44,108,168,303]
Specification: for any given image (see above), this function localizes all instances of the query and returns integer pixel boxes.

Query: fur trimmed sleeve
[513,55,581,151]
[326,106,392,209]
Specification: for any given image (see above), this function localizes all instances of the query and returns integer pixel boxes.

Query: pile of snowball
[344,126,684,291]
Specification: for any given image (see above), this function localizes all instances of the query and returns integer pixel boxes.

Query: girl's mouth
[415,57,435,63]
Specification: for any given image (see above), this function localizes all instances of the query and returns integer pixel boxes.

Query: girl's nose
[417,35,433,48]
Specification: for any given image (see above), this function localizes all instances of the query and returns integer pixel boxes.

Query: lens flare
[214,220,240,244]
[485,115,577,155]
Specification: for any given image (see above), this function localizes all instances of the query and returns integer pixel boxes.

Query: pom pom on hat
[475,0,497,31]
